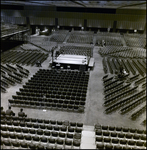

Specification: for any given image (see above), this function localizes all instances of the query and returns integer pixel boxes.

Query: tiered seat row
[1,24,28,37]
[9,69,89,112]
[109,48,146,59]
[99,46,132,55]
[1,50,48,66]
[96,36,123,46]
[59,45,93,57]
[20,43,41,51]
[124,34,146,48]
[102,73,146,122]
[67,32,93,44]
[50,33,68,43]
[130,105,146,120]
[1,113,83,149]
[1,64,29,92]
[94,123,146,149]
[120,95,146,114]
[105,91,145,114]
[105,57,146,76]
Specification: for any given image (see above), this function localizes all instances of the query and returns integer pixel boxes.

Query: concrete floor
[1,34,146,132]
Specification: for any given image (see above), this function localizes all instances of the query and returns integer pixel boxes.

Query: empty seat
[114,145,123,149]
[112,138,119,144]
[96,137,103,142]
[37,129,43,135]
[22,128,29,133]
[59,132,65,138]
[11,141,20,147]
[126,133,133,139]
[77,122,83,127]
[118,133,125,138]
[111,132,117,137]
[68,127,74,132]
[33,136,40,142]
[52,131,58,137]
[54,126,60,131]
[116,126,122,131]
[67,133,73,139]
[33,124,39,128]
[120,139,127,145]
[128,140,136,145]
[104,137,111,143]
[37,144,45,150]
[28,143,36,149]
[73,139,80,147]
[60,126,67,132]
[102,125,108,130]
[57,138,64,145]
[49,138,56,144]
[29,129,36,134]
[103,131,109,136]
[109,126,115,131]
[130,128,136,133]
[140,135,146,140]
[25,135,32,141]
[122,127,129,132]
[41,137,47,142]
[133,134,140,140]
[136,141,144,146]
[105,144,113,149]
[97,143,104,149]
[20,142,28,148]
[96,130,102,135]
[44,130,50,136]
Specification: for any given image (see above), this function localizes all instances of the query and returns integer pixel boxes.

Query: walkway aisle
[81,125,96,149]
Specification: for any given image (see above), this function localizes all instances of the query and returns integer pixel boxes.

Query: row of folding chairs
[67,34,93,44]
[132,59,146,77]
[94,124,146,134]
[99,46,132,55]
[104,89,146,114]
[13,92,86,101]
[130,105,146,120]
[134,77,146,86]
[25,83,88,92]
[1,138,81,149]
[9,99,85,112]
[1,51,48,66]
[50,33,67,42]
[104,86,138,106]
[22,85,87,93]
[109,50,146,59]
[104,83,131,99]
[120,95,146,114]
[1,114,83,127]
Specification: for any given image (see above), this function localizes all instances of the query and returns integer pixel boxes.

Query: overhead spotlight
[81,26,84,30]
[57,25,60,29]
[134,29,137,32]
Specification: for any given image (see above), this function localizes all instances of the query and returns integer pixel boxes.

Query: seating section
[1,64,30,92]
[67,31,93,44]
[109,48,146,59]
[102,74,146,124]
[9,69,89,112]
[99,46,132,56]
[20,43,41,52]
[50,30,69,42]
[59,45,93,57]
[96,35,123,46]
[104,57,146,77]
[1,23,28,37]
[1,50,48,66]
[130,105,146,120]
[95,123,146,149]
[1,112,83,149]
[124,33,146,48]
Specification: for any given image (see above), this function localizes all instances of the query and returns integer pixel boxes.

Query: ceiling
[1,1,146,9]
